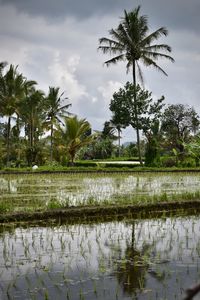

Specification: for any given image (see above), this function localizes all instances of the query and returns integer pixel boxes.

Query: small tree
[59,116,94,165]
[110,82,165,164]
[161,104,200,158]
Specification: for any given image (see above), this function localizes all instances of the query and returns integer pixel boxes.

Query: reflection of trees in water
[109,222,150,297]
[0,225,14,236]
[115,244,150,296]
[111,221,169,298]
[0,177,22,193]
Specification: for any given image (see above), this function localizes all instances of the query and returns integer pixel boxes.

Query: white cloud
[48,51,88,104]
[97,81,123,101]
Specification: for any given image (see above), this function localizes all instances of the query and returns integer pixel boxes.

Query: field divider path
[1,200,200,223]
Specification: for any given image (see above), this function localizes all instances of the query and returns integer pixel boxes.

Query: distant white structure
[32,165,39,170]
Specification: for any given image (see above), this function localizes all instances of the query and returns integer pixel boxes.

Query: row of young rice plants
[0,212,200,299]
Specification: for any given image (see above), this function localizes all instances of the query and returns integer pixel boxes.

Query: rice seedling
[1,209,200,299]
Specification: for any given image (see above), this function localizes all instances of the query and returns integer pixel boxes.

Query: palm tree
[45,87,71,163]
[20,87,46,166]
[21,88,45,148]
[59,116,93,165]
[0,65,25,165]
[98,6,174,164]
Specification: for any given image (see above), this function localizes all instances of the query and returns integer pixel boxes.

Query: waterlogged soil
[1,172,200,215]
[1,213,200,300]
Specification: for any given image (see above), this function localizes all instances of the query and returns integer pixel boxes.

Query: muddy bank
[1,200,200,224]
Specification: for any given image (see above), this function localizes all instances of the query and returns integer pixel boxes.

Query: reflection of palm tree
[115,244,149,296]
[113,222,150,296]
[110,221,170,298]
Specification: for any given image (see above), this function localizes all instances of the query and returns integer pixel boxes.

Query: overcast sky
[0,0,200,143]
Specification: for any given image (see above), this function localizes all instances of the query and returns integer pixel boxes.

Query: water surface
[1,172,200,211]
[0,213,200,299]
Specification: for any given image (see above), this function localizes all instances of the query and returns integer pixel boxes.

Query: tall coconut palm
[98,6,174,164]
[45,87,71,163]
[20,87,46,166]
[0,65,25,165]
[59,116,93,165]
[20,88,45,148]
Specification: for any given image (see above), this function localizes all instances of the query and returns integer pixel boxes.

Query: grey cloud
[141,0,200,31]
[1,0,200,31]
[0,0,133,20]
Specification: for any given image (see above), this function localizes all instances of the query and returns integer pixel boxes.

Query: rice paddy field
[1,172,200,212]
[1,213,200,299]
[1,172,200,299]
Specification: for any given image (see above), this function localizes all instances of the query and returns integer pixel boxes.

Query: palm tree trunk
[6,116,11,166]
[30,111,34,148]
[16,113,21,162]
[132,61,143,165]
[117,127,121,157]
[50,121,53,163]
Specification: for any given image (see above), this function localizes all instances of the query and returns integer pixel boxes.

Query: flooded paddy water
[1,172,200,211]
[1,172,200,299]
[1,213,200,299]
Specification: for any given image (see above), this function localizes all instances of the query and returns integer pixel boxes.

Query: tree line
[0,63,93,166]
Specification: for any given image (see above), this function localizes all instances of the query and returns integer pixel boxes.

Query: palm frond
[142,27,168,46]
[104,54,125,66]
[143,50,175,62]
[145,43,172,53]
[142,56,168,76]
[98,37,124,54]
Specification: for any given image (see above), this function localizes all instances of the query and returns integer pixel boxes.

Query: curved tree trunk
[132,61,143,165]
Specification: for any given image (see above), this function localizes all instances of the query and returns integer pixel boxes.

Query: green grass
[2,163,200,173]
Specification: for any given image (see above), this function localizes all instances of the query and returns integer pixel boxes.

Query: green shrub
[160,156,177,167]
[180,157,196,168]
